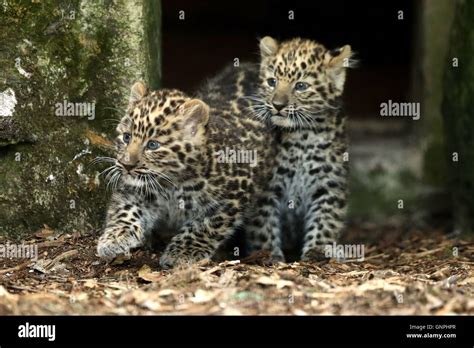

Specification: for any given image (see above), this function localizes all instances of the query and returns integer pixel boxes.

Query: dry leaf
[425,292,444,309]
[34,225,54,239]
[0,286,17,301]
[256,276,277,286]
[82,279,98,289]
[137,264,162,282]
[140,299,162,311]
[191,289,215,304]
[355,279,405,294]
[85,129,113,147]
[110,254,131,265]
[458,277,474,285]
[256,276,293,289]
[157,289,177,297]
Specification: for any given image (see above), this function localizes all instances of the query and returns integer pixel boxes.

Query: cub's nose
[272,101,286,111]
[119,161,137,171]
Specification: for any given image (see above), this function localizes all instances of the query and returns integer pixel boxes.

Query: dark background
[161,0,415,118]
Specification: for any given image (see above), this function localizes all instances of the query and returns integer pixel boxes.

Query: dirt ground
[0,225,473,315]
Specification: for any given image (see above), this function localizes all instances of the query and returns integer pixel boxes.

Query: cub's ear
[180,99,209,138]
[128,82,148,107]
[324,45,354,91]
[259,36,279,58]
[324,45,353,68]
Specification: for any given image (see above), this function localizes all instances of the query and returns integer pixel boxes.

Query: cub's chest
[280,131,332,174]
[147,187,214,245]
[153,189,187,224]
[276,131,332,215]
[153,186,213,223]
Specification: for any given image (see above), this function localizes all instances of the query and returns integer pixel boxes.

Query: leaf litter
[0,226,472,315]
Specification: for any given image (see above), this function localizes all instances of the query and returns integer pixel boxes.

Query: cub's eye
[295,82,309,92]
[123,133,131,144]
[147,140,160,150]
[267,78,277,88]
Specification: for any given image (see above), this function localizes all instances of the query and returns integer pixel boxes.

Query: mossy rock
[0,0,161,238]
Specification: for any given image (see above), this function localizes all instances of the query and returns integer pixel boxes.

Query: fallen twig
[45,250,79,270]
[0,260,32,275]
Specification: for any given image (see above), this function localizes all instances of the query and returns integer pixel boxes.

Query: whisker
[89,156,116,167]
[155,172,176,188]
[102,106,124,114]
[105,169,118,192]
[99,165,117,177]
[111,171,121,191]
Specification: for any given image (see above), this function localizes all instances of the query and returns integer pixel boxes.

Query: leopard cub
[248,37,353,261]
[199,37,354,261]
[97,82,274,268]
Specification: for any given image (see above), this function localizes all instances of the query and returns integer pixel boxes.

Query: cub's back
[196,62,260,109]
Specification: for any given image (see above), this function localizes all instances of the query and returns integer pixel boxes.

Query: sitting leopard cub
[250,36,353,261]
[97,82,274,268]
[199,37,353,261]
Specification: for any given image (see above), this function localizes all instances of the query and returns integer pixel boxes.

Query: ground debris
[0,228,472,315]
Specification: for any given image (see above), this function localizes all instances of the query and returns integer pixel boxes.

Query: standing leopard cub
[97,82,275,268]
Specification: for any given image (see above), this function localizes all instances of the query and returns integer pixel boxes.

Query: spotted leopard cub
[97,82,274,268]
[245,37,354,261]
[197,37,353,261]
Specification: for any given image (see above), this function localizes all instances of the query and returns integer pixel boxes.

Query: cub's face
[256,36,353,130]
[112,83,209,190]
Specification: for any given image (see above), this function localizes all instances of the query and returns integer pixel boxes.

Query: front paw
[270,248,285,263]
[159,239,211,269]
[301,245,329,262]
[97,228,143,259]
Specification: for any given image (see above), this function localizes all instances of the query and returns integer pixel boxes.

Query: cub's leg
[97,191,154,259]
[245,191,284,261]
[159,200,242,268]
[301,169,347,261]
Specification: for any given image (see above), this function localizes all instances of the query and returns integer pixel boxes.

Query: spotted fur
[97,83,275,268]
[199,37,353,261]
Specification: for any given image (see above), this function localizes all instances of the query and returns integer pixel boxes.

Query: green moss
[422,137,448,186]
[0,1,161,238]
[442,0,474,234]
[144,0,162,90]
[348,168,422,222]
